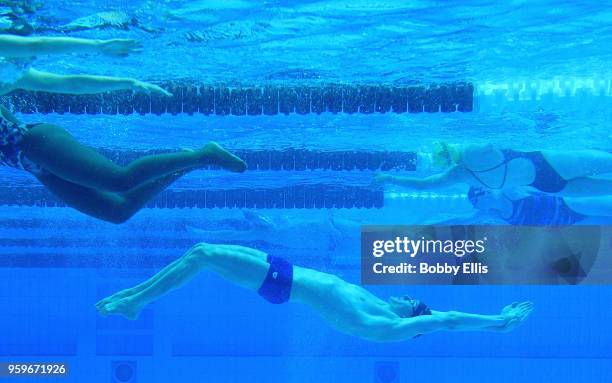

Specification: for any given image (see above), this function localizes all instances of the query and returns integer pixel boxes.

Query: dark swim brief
[411,300,432,317]
[257,255,293,304]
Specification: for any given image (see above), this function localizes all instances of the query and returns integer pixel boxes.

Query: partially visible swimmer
[0,5,33,35]
[97,242,533,341]
[0,34,169,96]
[187,211,360,252]
[40,11,160,34]
[375,142,612,197]
[1,106,246,223]
[442,187,612,225]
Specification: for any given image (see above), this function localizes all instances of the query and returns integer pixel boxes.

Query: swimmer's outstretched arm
[375,165,466,190]
[12,68,171,96]
[0,35,141,58]
[366,303,533,341]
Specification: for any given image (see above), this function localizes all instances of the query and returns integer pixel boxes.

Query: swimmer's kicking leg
[39,167,192,224]
[22,125,246,192]
[95,245,195,308]
[97,243,533,340]
[97,244,269,319]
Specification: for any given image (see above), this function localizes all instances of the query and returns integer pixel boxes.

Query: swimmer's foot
[200,142,247,173]
[97,296,144,320]
[498,301,533,332]
[95,287,139,310]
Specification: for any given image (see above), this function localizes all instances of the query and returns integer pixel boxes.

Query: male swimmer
[97,243,533,341]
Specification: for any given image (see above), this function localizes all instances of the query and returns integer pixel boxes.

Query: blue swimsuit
[467,149,568,193]
[258,255,293,304]
[503,193,586,226]
[468,187,586,226]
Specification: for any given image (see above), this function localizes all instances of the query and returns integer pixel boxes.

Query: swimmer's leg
[563,195,612,217]
[95,243,265,307]
[545,150,612,179]
[560,177,612,197]
[96,255,186,309]
[36,168,190,224]
[22,123,246,193]
[97,241,267,309]
[97,243,269,320]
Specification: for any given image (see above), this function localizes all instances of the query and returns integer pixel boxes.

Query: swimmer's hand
[98,39,143,57]
[498,301,533,332]
[130,80,173,96]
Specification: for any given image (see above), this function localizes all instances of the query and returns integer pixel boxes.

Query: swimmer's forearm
[363,315,448,341]
[388,175,428,188]
[40,74,135,94]
[378,166,461,189]
[432,311,506,332]
[0,35,105,57]
[378,311,507,341]
[16,69,136,94]
[16,69,171,96]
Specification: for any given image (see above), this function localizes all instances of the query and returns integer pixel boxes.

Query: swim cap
[431,141,460,167]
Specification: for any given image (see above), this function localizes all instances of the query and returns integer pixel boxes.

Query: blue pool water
[1,1,611,382]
